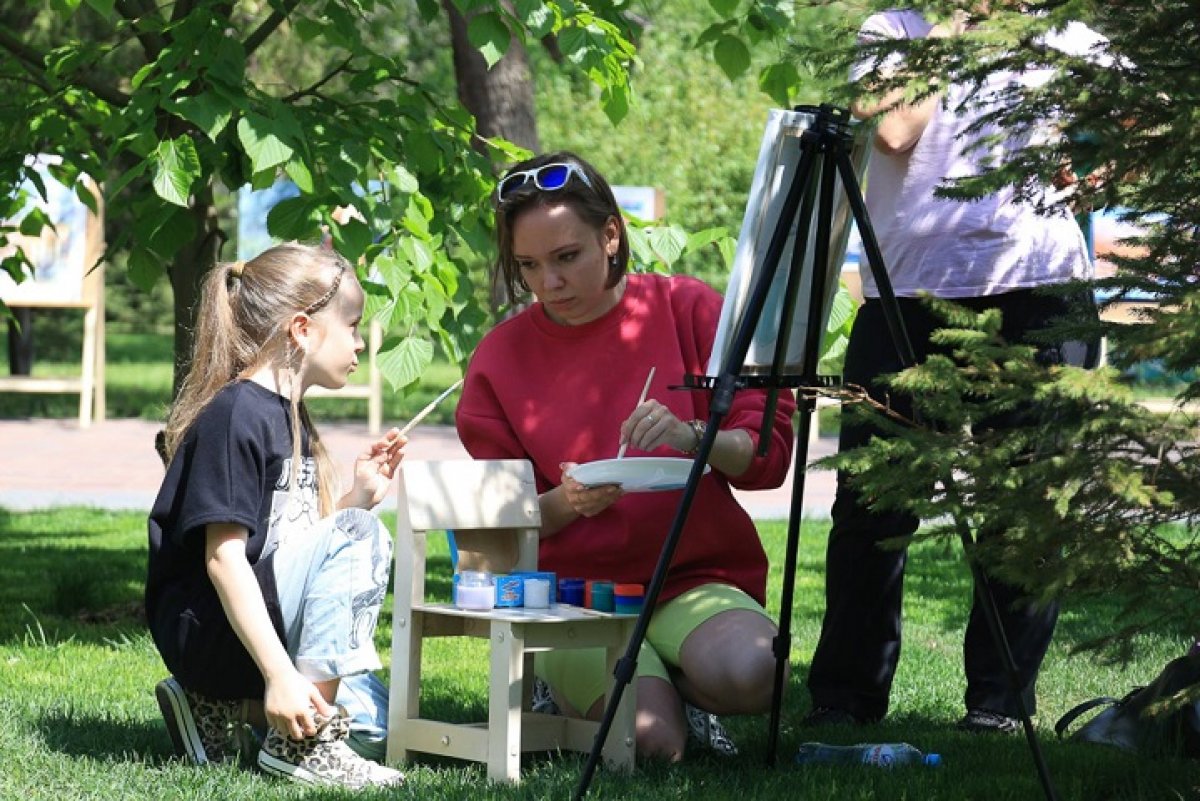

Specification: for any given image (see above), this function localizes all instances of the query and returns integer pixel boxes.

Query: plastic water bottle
[794,742,941,768]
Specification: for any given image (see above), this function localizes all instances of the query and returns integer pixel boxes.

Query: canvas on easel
[0,155,106,427]
[707,108,870,378]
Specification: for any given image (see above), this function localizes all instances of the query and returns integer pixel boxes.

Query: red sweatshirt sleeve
[670,276,796,491]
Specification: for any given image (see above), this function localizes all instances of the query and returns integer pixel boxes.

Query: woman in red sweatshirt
[456,152,796,761]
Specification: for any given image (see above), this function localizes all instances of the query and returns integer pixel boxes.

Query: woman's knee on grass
[679,609,782,713]
[584,675,686,762]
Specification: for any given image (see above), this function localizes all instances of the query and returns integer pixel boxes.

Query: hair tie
[229,261,245,279]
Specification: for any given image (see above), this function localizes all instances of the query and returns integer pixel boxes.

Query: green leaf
[601,83,630,126]
[207,29,246,86]
[334,219,373,263]
[415,0,440,22]
[516,0,555,37]
[284,160,315,194]
[83,0,114,18]
[377,335,434,391]
[695,20,737,48]
[266,196,321,240]
[467,12,511,69]
[127,247,163,291]
[758,61,799,107]
[402,196,431,238]
[685,227,729,253]
[237,114,295,175]
[74,182,99,216]
[399,236,434,273]
[713,35,751,81]
[626,226,653,267]
[391,164,419,194]
[130,62,156,91]
[18,208,51,237]
[293,18,324,42]
[707,0,740,18]
[170,94,233,141]
[152,136,201,207]
[647,225,688,267]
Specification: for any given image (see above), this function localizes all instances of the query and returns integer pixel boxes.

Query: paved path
[0,418,837,520]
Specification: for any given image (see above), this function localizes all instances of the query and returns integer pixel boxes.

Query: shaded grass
[1,508,1198,799]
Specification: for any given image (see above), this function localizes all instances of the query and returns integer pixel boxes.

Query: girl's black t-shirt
[145,380,317,699]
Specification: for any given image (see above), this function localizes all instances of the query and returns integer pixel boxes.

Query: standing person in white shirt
[804,6,1104,734]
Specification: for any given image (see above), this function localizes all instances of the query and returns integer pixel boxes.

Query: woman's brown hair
[493,151,630,302]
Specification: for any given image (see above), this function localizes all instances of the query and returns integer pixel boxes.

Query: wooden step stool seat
[386,459,637,783]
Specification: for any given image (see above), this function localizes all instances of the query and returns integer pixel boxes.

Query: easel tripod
[573,104,1059,801]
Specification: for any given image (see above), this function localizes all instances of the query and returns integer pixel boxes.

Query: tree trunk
[168,187,225,397]
[443,0,540,313]
[6,308,33,375]
[443,0,540,152]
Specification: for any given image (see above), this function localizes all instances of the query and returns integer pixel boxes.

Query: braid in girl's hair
[163,243,351,515]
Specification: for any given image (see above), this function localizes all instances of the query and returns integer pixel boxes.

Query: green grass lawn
[1,508,1197,800]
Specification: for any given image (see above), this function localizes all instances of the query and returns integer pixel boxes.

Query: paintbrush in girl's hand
[399,378,464,437]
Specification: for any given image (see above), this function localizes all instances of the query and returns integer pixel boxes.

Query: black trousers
[806,289,1087,722]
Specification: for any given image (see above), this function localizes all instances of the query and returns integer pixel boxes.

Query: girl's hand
[559,461,623,517]
[345,427,407,509]
[263,670,334,740]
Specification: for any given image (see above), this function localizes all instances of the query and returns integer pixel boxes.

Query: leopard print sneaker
[685,703,739,758]
[155,676,256,765]
[256,707,404,789]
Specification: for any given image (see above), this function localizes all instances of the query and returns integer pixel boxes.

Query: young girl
[146,242,404,789]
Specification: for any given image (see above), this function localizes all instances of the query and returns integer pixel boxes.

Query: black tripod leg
[766,139,843,765]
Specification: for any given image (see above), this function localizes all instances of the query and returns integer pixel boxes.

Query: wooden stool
[386,458,636,782]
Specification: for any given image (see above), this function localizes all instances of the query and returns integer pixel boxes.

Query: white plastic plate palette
[568,457,710,492]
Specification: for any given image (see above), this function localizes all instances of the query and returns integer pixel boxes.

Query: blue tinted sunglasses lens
[497,173,528,199]
[536,164,571,190]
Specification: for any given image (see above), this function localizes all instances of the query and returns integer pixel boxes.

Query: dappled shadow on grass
[35,707,173,765]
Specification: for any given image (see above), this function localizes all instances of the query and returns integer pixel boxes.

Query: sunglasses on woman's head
[495,162,593,202]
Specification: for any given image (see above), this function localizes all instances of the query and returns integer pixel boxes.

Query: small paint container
[523,578,551,609]
[454,570,495,611]
[494,574,525,607]
[589,580,615,613]
[512,571,557,604]
[613,583,645,616]
[558,577,585,606]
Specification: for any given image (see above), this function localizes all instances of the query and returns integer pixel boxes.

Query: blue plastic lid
[924,753,942,767]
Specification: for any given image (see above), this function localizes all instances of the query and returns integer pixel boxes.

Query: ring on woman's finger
[647,414,656,423]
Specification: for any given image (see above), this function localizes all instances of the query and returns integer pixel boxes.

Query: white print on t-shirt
[263,455,320,555]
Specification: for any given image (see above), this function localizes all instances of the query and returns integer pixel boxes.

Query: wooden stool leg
[488,621,524,782]
[386,610,424,766]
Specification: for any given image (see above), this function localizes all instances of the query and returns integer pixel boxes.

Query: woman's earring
[609,254,618,269]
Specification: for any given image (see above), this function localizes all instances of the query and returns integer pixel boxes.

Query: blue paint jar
[558,577,585,606]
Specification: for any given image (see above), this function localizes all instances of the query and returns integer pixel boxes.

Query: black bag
[1055,652,1200,758]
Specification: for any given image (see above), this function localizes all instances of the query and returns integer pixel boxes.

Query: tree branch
[282,56,354,102]
[0,26,131,107]
[244,0,302,56]
[115,0,167,60]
